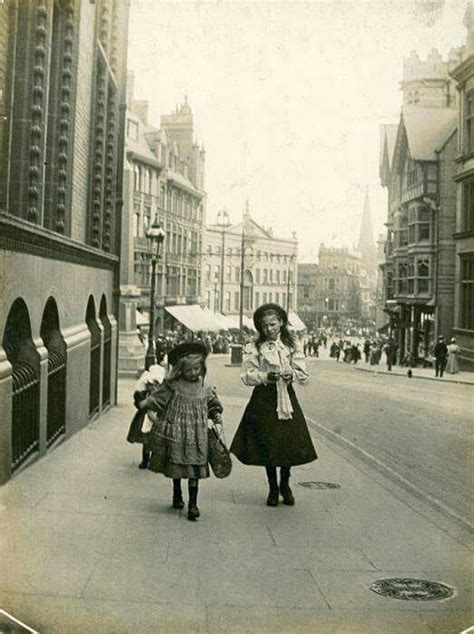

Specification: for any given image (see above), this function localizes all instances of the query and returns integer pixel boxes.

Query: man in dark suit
[433,336,448,378]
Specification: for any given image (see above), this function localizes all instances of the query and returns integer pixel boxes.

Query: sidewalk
[0,375,472,633]
[352,361,474,385]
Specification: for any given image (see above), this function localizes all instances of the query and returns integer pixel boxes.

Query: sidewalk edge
[307,415,474,537]
[352,365,474,386]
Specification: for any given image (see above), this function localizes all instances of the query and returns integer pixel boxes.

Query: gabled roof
[402,107,457,161]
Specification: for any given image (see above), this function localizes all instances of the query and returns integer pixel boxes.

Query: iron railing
[47,350,66,446]
[89,335,101,417]
[102,329,111,408]
[11,364,40,471]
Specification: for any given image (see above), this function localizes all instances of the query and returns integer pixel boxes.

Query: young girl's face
[182,356,203,382]
[261,312,282,341]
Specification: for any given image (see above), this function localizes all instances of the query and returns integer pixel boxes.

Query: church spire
[358,189,375,253]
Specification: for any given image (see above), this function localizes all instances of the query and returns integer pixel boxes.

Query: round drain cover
[370,578,454,601]
[298,481,341,490]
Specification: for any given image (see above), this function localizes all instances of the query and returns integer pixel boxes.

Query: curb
[352,365,474,386]
[306,415,474,536]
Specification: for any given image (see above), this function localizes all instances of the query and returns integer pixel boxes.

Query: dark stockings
[139,447,150,469]
[265,466,295,506]
[172,479,184,509]
[187,479,200,521]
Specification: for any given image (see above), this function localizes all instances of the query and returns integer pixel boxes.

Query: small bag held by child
[208,422,232,478]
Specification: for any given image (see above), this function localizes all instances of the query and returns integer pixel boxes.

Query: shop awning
[165,304,221,332]
[136,310,148,326]
[288,312,306,331]
[201,307,228,331]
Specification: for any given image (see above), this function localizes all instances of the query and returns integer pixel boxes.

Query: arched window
[99,296,112,408]
[86,296,101,417]
[243,270,254,311]
[3,299,40,471]
[40,297,67,446]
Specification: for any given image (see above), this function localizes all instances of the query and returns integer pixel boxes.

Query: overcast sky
[128,0,466,260]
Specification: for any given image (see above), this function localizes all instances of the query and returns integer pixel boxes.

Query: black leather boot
[172,479,184,509]
[187,479,200,520]
[280,467,295,506]
[265,467,279,506]
[138,448,150,469]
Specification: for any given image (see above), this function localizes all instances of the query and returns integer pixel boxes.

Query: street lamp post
[217,209,231,313]
[145,217,165,370]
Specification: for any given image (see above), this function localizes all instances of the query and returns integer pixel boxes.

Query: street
[1,355,472,633]
[208,353,473,529]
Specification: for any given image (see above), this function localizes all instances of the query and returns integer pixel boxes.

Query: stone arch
[2,298,40,471]
[40,297,67,446]
[86,296,101,417]
[99,295,112,408]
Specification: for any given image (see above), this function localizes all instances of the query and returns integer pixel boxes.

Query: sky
[127,0,467,261]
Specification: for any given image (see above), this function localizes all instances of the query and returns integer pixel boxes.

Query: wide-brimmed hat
[253,303,288,331]
[168,341,209,366]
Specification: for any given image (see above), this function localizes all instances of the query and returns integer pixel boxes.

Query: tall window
[462,178,474,232]
[465,91,474,154]
[225,291,231,312]
[234,291,240,311]
[417,256,430,294]
[460,257,474,329]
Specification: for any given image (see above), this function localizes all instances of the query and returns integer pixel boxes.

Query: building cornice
[449,53,474,85]
[127,150,164,172]
[0,213,119,270]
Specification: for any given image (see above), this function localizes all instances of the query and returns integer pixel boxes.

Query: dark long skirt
[230,383,317,467]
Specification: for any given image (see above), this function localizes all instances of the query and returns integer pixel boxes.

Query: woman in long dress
[445,338,460,374]
[230,303,317,507]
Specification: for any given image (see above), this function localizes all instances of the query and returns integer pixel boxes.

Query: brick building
[450,7,474,369]
[119,88,207,369]
[379,46,461,364]
[203,207,299,324]
[298,246,361,330]
[0,0,129,483]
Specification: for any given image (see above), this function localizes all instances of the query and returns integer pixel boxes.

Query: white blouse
[241,338,309,419]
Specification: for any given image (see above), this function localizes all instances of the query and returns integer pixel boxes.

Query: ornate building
[119,86,207,369]
[203,207,299,324]
[379,46,461,363]
[298,246,361,330]
[450,7,474,369]
[0,0,129,483]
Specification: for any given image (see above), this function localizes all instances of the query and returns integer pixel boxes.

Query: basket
[208,423,232,478]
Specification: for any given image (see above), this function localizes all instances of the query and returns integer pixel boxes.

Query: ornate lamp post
[217,209,231,313]
[145,216,165,370]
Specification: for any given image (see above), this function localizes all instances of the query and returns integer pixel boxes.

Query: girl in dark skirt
[230,303,317,506]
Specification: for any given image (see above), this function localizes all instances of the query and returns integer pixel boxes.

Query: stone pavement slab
[0,372,472,633]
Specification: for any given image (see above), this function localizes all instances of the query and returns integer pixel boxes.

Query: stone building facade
[119,89,206,369]
[379,46,460,364]
[203,209,298,320]
[449,8,474,369]
[0,0,129,483]
[298,246,362,330]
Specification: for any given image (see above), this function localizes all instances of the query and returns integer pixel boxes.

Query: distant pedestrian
[230,304,317,507]
[433,336,448,378]
[145,341,224,521]
[351,343,361,364]
[127,361,166,469]
[384,338,397,371]
[330,341,340,361]
[363,339,371,363]
[446,338,460,375]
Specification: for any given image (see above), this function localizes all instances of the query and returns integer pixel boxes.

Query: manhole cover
[369,578,454,601]
[298,481,341,490]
